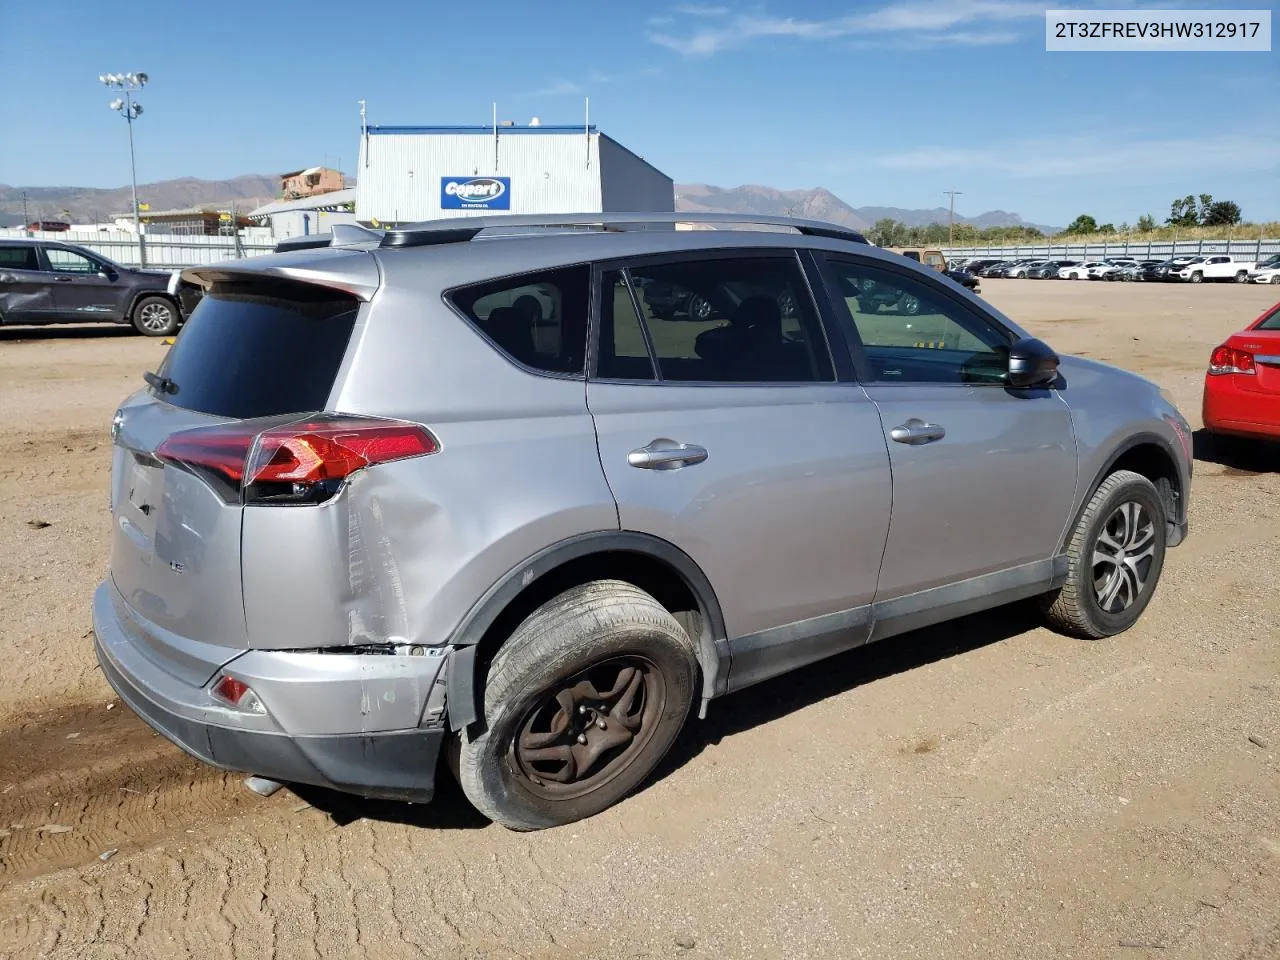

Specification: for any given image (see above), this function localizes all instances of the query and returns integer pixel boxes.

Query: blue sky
[2,0,1276,226]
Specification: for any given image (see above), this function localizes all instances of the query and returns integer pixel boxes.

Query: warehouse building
[354,122,673,225]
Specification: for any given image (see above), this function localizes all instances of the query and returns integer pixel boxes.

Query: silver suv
[95,213,1192,830]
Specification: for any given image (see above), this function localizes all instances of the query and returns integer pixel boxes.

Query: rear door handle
[889,419,946,445]
[628,439,708,470]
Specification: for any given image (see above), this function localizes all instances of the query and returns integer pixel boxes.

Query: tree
[1064,214,1098,234]
[1202,200,1242,226]
[869,217,901,247]
[1097,223,1116,234]
[1137,214,1157,233]
[1167,196,1199,226]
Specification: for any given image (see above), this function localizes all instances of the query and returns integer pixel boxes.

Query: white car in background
[1247,254,1280,283]
[1170,255,1256,283]
[1059,261,1110,280]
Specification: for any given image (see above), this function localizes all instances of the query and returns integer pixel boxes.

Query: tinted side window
[824,257,1012,385]
[0,246,39,270]
[597,270,656,381]
[450,266,589,376]
[621,257,833,383]
[46,248,100,273]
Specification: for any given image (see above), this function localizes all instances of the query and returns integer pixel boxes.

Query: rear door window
[0,246,40,270]
[156,281,359,419]
[608,256,833,384]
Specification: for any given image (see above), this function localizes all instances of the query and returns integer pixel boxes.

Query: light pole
[944,188,962,246]
[101,71,148,262]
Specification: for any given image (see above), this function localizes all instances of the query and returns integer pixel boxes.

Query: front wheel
[455,581,697,830]
[1040,470,1167,639]
[1189,271,1203,284]
[132,296,180,336]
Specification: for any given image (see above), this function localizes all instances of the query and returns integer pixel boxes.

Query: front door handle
[55,276,74,282]
[628,438,708,470]
[889,419,946,445]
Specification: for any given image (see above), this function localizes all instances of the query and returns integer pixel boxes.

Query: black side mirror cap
[1007,336,1060,388]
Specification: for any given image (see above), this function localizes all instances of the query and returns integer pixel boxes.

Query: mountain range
[676,184,1061,234]
[0,175,1059,233]
[0,175,281,226]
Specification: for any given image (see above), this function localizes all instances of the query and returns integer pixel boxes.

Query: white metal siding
[357,132,605,222]
[598,135,674,212]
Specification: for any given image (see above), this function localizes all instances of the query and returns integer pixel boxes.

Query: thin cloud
[647,1,1054,56]
[674,4,730,15]
[875,135,1280,178]
[525,79,584,97]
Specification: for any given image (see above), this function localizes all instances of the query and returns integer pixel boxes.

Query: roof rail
[379,212,867,249]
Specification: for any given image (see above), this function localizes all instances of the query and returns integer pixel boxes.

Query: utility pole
[944,188,962,246]
[21,191,29,236]
[102,71,149,264]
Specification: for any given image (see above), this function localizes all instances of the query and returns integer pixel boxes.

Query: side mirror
[1007,337,1059,388]
[98,269,117,281]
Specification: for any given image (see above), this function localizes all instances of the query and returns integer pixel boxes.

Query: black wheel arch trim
[1061,430,1187,554]
[443,531,729,732]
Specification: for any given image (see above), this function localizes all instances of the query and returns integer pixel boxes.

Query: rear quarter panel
[241,246,618,651]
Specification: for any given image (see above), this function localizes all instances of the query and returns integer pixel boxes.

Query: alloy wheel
[1092,501,1157,614]
[138,302,174,332]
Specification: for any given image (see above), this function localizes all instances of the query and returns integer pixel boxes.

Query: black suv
[0,238,185,335]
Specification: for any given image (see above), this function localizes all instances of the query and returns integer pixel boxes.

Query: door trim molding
[724,556,1066,693]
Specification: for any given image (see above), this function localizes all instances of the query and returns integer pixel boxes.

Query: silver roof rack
[380,211,867,249]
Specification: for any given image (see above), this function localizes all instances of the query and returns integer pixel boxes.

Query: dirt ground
[1,279,1277,960]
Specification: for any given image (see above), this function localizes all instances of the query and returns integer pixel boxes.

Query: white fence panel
[942,238,1280,261]
[0,228,276,268]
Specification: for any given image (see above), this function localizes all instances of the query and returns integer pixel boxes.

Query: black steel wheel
[456,581,697,830]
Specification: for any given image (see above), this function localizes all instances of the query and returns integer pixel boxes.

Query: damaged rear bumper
[93,581,449,803]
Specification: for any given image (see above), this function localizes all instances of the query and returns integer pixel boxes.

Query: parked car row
[953,254,1280,284]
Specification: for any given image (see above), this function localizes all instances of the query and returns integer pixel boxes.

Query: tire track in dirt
[0,700,256,885]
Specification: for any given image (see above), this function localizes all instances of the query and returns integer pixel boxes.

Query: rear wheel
[132,296,179,336]
[1234,270,1248,283]
[1041,470,1167,639]
[455,581,697,830]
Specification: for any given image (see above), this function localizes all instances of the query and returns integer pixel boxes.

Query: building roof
[367,124,598,136]
[248,188,356,218]
[280,165,335,178]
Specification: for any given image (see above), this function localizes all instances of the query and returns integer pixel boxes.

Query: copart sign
[441,176,511,210]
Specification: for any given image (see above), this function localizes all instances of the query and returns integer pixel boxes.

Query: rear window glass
[0,246,39,270]
[448,265,590,376]
[157,282,359,419]
[1259,307,1280,331]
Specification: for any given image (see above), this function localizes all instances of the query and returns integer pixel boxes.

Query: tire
[456,580,697,830]
[1234,271,1248,283]
[1040,470,1167,639]
[132,295,180,336]
[685,294,713,322]
[899,293,922,315]
[1189,271,1203,284]
[1271,276,1280,284]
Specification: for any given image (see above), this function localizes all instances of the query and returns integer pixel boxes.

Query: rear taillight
[1208,345,1256,376]
[156,416,438,504]
[211,674,266,713]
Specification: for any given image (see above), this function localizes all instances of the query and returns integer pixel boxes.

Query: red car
[1202,301,1280,441]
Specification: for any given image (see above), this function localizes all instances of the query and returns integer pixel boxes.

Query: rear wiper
[143,371,179,395]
